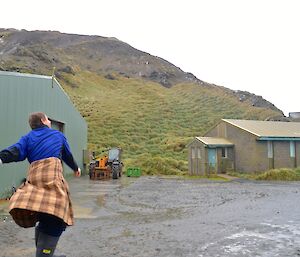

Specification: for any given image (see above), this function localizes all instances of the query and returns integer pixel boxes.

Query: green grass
[229,168,300,181]
[59,71,281,175]
[255,168,300,181]
[0,30,285,177]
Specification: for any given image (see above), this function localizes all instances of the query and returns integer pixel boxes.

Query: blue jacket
[0,126,78,171]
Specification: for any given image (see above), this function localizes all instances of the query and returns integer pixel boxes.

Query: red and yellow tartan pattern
[9,157,74,228]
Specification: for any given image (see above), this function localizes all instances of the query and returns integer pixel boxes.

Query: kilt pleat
[9,157,74,228]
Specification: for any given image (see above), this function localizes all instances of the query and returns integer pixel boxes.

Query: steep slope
[0,28,284,113]
[62,71,280,174]
[0,29,284,174]
[0,28,199,87]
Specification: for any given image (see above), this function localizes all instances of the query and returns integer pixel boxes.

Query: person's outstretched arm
[61,135,81,177]
[0,136,28,164]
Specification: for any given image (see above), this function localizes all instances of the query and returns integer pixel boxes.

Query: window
[290,141,296,158]
[49,118,64,132]
[191,147,196,159]
[221,147,227,158]
[267,141,273,158]
[197,148,201,159]
[108,148,121,161]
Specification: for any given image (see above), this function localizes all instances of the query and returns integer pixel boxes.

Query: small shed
[0,71,87,198]
[187,137,234,175]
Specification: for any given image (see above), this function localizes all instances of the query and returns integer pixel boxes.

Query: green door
[208,148,216,172]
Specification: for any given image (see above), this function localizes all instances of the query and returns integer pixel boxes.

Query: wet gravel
[1,176,300,257]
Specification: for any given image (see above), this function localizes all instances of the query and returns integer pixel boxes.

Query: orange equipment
[99,155,108,169]
[89,148,123,180]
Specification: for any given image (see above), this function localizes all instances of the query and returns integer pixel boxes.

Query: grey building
[0,71,87,198]
[289,112,300,122]
[188,119,300,175]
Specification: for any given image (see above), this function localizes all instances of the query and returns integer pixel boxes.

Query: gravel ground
[1,176,300,257]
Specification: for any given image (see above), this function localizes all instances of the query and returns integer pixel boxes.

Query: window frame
[290,141,296,158]
[221,147,228,158]
[191,147,196,159]
[267,141,273,158]
[197,147,201,159]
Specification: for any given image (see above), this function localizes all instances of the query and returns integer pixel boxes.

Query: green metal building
[0,71,87,198]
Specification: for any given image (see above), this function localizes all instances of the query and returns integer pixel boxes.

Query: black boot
[36,231,66,257]
[35,226,40,247]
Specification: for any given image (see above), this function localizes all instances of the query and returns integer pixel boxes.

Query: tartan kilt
[9,157,74,228]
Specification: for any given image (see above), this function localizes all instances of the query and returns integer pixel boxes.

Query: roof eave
[205,144,234,148]
[258,137,300,141]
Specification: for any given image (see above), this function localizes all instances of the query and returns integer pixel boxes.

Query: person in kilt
[0,112,81,257]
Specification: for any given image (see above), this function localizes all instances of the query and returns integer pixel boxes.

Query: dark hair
[28,112,46,129]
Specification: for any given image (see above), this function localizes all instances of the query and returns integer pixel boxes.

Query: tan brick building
[188,119,300,175]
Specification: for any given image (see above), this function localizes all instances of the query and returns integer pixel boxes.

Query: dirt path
[1,176,300,257]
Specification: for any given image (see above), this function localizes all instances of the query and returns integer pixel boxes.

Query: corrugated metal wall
[0,71,87,198]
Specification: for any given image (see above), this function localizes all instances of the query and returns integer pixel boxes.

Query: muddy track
[1,176,300,257]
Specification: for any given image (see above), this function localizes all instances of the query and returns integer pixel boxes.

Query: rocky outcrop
[233,90,283,114]
[0,28,284,115]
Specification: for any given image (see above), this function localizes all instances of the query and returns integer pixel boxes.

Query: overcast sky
[1,0,299,116]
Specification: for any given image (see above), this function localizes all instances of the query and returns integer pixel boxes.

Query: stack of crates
[126,167,141,177]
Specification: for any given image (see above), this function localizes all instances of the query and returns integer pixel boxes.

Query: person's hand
[74,168,81,177]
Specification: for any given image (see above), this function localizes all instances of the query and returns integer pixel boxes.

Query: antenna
[51,67,56,88]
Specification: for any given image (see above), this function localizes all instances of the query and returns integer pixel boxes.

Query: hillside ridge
[0,28,287,174]
[0,28,282,113]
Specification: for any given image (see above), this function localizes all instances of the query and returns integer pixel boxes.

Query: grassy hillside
[0,29,284,175]
[60,71,280,175]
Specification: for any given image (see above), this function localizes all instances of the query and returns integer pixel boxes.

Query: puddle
[73,205,97,219]
[96,194,107,207]
[2,176,300,257]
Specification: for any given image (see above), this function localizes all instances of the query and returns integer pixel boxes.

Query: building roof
[195,137,234,147]
[0,70,52,80]
[223,119,300,138]
[0,70,72,102]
